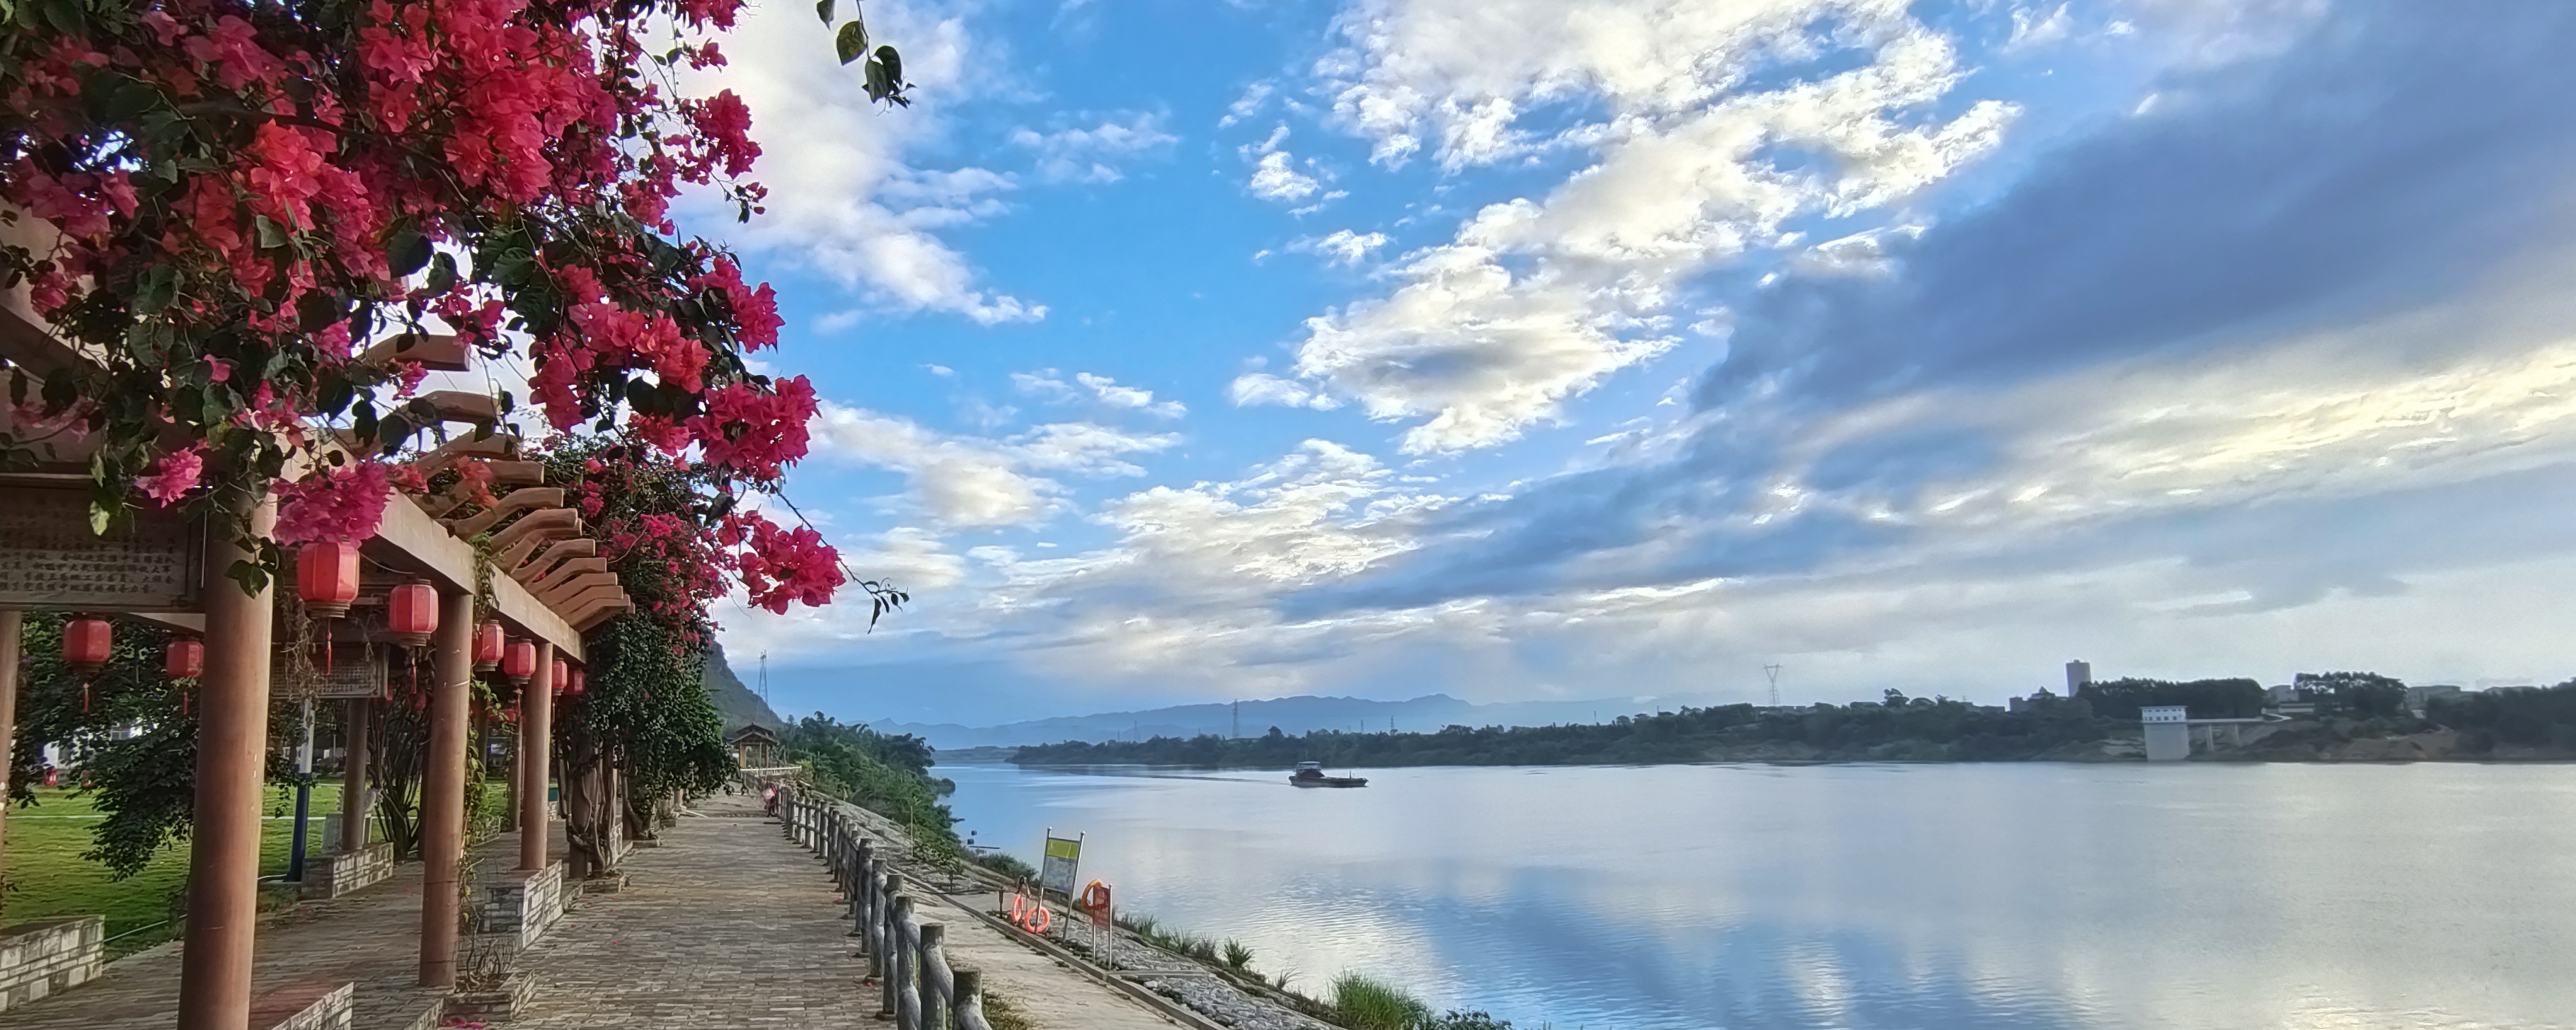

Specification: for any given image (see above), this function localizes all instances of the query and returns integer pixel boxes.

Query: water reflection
[943,762,2576,1030]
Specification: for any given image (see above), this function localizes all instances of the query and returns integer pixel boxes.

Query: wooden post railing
[772,785,994,1030]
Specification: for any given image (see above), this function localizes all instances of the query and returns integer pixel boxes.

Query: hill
[703,640,781,732]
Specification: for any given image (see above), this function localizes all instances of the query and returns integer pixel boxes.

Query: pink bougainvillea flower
[272,461,397,545]
[137,446,205,504]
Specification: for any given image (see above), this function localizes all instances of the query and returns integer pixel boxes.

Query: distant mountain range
[867,693,1687,750]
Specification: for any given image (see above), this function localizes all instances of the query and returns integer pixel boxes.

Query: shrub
[1331,973,1430,1030]
[970,850,1038,882]
[1222,938,1255,970]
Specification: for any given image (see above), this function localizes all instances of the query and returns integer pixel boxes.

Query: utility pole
[1764,664,1783,707]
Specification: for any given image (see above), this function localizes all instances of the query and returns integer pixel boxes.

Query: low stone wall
[478,861,568,951]
[301,841,396,900]
[249,981,352,1030]
[0,916,102,1012]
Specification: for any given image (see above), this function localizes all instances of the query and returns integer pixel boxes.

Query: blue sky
[657,0,2576,725]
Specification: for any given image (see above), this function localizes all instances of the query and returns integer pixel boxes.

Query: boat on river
[1290,760,1368,787]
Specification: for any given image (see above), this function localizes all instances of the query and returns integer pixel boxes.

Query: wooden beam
[442,487,563,538]
[568,591,633,630]
[414,434,516,478]
[357,333,468,372]
[508,538,594,584]
[486,506,580,555]
[419,390,498,426]
[532,568,615,609]
[368,494,582,661]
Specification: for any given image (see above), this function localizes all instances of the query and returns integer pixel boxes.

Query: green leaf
[132,266,177,316]
[226,560,270,597]
[815,0,833,23]
[253,216,287,250]
[875,45,904,88]
[88,499,110,536]
[835,19,869,64]
[426,252,459,296]
[388,226,432,277]
[352,398,379,442]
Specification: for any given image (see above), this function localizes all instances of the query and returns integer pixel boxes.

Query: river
[940,760,2576,1030]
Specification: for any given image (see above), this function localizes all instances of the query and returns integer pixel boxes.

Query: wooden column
[417,591,473,988]
[517,643,553,871]
[341,698,371,854]
[178,497,276,1030]
[0,608,20,889]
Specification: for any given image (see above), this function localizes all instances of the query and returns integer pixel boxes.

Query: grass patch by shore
[1332,973,1431,1030]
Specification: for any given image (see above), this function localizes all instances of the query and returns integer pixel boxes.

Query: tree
[2294,671,2408,719]
[0,0,903,598]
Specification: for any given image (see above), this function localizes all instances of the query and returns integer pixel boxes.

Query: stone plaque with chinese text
[0,484,205,611]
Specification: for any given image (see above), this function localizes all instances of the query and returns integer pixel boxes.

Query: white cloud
[1248,151,1323,203]
[1008,111,1178,183]
[1229,372,1343,410]
[807,401,1178,527]
[1271,13,2016,452]
[1222,80,1277,127]
[1012,369,1188,417]
[1298,229,1391,266]
[690,0,1042,325]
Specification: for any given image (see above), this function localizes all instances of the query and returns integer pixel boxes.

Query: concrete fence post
[953,968,984,1030]
[881,881,907,1020]
[919,921,949,1030]
[851,840,873,922]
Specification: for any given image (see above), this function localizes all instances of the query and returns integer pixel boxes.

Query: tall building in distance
[2066,660,2093,697]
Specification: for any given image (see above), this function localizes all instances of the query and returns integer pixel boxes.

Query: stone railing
[775,789,995,1030]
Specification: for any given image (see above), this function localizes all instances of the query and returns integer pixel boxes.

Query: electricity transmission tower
[1764,664,1783,707]
[759,650,770,710]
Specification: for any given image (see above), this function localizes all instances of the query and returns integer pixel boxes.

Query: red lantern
[386,581,438,649]
[551,659,568,694]
[502,640,536,686]
[164,635,205,679]
[296,541,362,620]
[567,668,586,696]
[64,616,113,673]
[473,621,505,672]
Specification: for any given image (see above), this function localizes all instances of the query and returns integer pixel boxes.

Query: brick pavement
[0,831,541,1030]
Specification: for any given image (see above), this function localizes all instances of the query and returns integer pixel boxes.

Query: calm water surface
[942,761,2576,1030]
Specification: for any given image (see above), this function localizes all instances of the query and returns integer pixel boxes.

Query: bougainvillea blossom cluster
[0,0,856,604]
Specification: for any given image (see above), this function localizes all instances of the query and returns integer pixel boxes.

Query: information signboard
[1040,831,1083,898]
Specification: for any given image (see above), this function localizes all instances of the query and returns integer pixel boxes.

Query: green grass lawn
[6,783,358,954]
[8,778,514,955]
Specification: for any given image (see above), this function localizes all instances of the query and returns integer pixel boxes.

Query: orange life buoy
[1078,880,1112,911]
[1025,903,1052,933]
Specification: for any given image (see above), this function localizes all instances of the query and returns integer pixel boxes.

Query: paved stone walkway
[504,793,882,1029]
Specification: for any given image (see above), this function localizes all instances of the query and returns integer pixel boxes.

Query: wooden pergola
[0,233,633,1026]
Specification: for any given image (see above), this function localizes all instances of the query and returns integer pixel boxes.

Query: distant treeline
[1011,678,2576,766]
[1016,691,2105,765]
